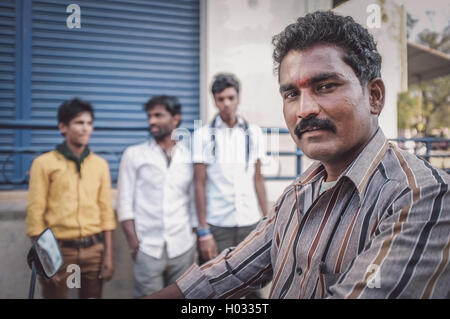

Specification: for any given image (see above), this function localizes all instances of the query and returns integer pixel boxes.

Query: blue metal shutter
[0,0,16,187]
[31,0,200,182]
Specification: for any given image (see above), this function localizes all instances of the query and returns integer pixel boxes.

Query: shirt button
[296,267,303,275]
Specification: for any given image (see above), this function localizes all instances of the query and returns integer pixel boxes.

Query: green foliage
[398,75,450,135]
[420,76,450,133]
[397,91,420,130]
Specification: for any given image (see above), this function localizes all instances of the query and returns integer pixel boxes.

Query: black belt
[60,233,104,249]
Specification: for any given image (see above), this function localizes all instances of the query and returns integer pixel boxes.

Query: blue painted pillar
[14,0,32,183]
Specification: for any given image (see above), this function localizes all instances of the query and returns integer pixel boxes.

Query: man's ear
[58,122,67,136]
[213,95,220,108]
[367,78,385,116]
[173,114,181,128]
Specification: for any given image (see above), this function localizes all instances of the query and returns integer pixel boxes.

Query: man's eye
[317,83,337,92]
[284,91,298,99]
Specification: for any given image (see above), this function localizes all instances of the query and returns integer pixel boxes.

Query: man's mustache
[294,117,337,139]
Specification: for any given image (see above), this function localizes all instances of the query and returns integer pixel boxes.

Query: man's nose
[296,90,320,119]
[223,98,232,107]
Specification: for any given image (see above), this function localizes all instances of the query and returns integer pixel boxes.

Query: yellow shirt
[26,150,117,239]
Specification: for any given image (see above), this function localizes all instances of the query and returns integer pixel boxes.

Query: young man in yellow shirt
[26,98,116,299]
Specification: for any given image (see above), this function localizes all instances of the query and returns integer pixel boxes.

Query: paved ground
[0,191,271,299]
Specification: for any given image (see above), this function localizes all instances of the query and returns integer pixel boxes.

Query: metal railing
[1,120,449,187]
[0,121,302,187]
[390,137,450,162]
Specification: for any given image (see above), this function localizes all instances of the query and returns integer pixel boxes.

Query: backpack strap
[210,114,251,170]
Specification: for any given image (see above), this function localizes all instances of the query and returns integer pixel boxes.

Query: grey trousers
[209,223,258,261]
[198,223,264,299]
[133,244,195,298]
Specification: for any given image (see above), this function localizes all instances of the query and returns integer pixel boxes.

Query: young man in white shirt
[193,73,269,276]
[116,96,196,298]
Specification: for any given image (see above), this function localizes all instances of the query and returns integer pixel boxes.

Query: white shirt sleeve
[116,147,137,222]
[192,126,214,164]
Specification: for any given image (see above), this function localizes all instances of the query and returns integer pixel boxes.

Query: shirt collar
[295,128,389,196]
[214,114,246,129]
[147,137,188,154]
[148,138,158,149]
[55,141,90,175]
[341,128,389,194]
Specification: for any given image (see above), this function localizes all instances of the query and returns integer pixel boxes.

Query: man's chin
[152,133,171,140]
[298,142,338,162]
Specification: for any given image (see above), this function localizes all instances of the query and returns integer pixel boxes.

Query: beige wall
[202,0,332,126]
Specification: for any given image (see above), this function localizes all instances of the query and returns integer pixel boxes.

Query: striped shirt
[177,129,450,298]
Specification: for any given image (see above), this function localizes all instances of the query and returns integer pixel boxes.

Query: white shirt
[116,139,196,259]
[193,115,266,227]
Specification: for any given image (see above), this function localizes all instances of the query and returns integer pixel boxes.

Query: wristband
[198,234,213,241]
[197,228,211,238]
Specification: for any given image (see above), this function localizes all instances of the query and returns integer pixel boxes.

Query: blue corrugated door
[5,0,200,187]
[0,0,16,188]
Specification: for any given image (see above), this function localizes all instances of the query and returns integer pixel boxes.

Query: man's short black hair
[211,73,240,96]
[144,95,182,116]
[57,98,94,125]
[272,11,382,86]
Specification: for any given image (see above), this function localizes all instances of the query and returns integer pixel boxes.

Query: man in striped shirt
[147,11,450,299]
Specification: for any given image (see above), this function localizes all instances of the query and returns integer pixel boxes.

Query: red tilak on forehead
[296,78,311,88]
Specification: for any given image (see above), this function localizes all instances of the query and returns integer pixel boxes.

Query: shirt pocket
[312,271,342,299]
[322,272,342,289]
[50,167,75,194]
[84,174,101,198]
[319,262,343,298]
[136,164,164,190]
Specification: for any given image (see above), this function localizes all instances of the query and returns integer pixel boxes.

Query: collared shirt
[192,115,266,227]
[116,139,196,259]
[26,150,116,239]
[177,129,450,298]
